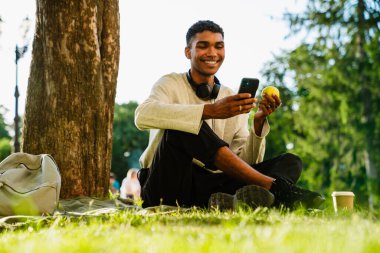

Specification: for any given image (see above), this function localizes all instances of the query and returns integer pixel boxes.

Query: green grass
[1,206,380,253]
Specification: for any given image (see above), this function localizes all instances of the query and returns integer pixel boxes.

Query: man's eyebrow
[196,41,209,45]
[196,41,224,45]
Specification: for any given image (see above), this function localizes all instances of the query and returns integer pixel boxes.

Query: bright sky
[0,0,306,127]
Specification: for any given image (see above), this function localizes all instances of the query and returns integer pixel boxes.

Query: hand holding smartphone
[238,78,259,98]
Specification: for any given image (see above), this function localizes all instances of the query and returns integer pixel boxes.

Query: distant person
[120,169,141,201]
[135,20,325,210]
[109,172,120,194]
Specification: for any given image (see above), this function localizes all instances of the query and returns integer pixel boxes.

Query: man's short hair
[186,20,224,47]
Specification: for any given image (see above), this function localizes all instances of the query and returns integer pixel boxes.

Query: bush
[0,138,12,161]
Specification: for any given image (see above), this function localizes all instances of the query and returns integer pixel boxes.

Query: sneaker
[208,185,275,211]
[270,176,325,209]
[208,192,234,211]
[234,185,275,210]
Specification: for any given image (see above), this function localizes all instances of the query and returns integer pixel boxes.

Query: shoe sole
[234,185,274,210]
[208,185,275,211]
[208,192,234,211]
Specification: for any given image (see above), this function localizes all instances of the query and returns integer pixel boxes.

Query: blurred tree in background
[111,102,149,182]
[262,0,380,208]
[0,106,12,161]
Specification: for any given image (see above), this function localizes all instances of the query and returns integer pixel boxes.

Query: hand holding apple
[253,85,282,135]
[258,85,282,114]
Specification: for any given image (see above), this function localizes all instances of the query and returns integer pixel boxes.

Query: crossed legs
[141,122,302,208]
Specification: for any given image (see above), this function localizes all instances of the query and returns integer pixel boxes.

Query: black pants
[141,122,302,208]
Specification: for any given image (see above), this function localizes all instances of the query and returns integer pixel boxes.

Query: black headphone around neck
[186,70,221,100]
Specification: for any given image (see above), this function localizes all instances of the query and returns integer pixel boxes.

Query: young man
[135,20,324,210]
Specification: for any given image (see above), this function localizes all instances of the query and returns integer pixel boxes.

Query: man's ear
[185,47,191,59]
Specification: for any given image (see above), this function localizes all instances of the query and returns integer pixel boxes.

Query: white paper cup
[331,191,355,212]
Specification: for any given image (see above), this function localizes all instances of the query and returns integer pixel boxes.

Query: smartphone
[238,78,259,98]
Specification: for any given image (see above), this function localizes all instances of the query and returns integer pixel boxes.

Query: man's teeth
[205,61,217,64]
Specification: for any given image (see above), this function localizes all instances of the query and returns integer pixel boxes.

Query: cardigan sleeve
[135,74,204,134]
[230,114,270,165]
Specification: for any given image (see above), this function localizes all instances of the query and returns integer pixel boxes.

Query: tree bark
[22,0,120,198]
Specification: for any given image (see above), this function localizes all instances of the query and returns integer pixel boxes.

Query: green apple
[261,86,280,98]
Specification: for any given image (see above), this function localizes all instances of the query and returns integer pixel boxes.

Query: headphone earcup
[196,84,213,99]
[210,84,220,99]
[186,70,221,100]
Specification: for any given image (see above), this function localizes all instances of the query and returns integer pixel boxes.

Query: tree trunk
[357,0,379,209]
[22,0,120,198]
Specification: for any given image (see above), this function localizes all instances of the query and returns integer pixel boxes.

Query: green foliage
[0,106,11,161]
[0,138,11,161]
[0,106,10,140]
[111,102,148,181]
[262,0,380,206]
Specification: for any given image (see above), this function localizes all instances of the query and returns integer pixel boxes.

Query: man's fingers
[260,103,271,115]
[234,93,251,100]
[238,103,257,113]
[263,93,276,104]
[274,95,282,107]
[262,93,281,109]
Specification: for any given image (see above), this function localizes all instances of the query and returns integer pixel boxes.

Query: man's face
[185,31,225,79]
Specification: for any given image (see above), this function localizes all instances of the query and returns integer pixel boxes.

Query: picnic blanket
[0,196,190,229]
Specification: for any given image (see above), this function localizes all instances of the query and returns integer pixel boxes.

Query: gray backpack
[0,153,61,216]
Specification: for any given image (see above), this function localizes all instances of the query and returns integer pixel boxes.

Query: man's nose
[206,46,217,56]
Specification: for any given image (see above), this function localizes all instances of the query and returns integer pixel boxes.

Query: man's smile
[202,60,219,65]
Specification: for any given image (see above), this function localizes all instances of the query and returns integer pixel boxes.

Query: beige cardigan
[135,72,270,170]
